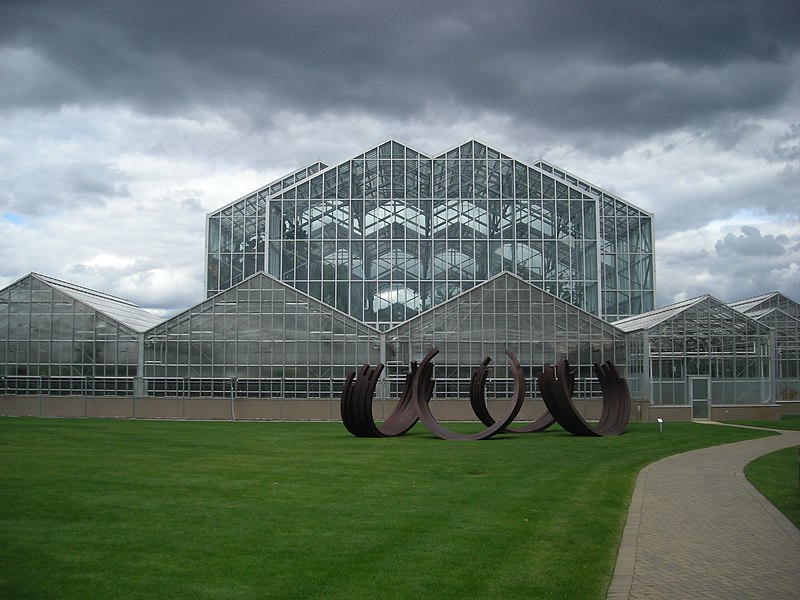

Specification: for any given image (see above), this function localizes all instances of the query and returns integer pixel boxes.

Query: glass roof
[613,296,708,332]
[613,294,774,337]
[209,160,328,218]
[730,292,800,320]
[270,139,595,202]
[534,159,653,219]
[33,273,163,332]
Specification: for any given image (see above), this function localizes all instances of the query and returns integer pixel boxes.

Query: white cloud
[81,253,136,269]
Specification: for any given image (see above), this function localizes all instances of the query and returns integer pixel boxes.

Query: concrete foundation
[777,401,800,416]
[0,395,790,422]
[709,404,782,421]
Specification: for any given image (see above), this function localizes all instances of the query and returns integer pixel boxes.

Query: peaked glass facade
[617,296,774,410]
[142,272,624,404]
[143,273,381,400]
[0,274,147,396]
[731,293,800,401]
[386,272,627,399]
[535,161,655,321]
[206,140,655,329]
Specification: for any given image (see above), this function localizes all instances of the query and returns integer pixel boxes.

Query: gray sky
[1,0,798,316]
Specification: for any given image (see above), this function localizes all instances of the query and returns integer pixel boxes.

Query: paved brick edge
[606,425,800,599]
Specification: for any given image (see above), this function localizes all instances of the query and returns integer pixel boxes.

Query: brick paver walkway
[607,424,800,599]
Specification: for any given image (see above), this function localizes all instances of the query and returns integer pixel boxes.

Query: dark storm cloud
[63,163,130,202]
[1,160,128,216]
[2,0,798,146]
[711,232,800,301]
[768,123,800,163]
[658,224,800,304]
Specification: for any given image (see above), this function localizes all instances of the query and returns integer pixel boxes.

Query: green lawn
[731,415,800,431]
[0,417,772,600]
[740,416,800,529]
[746,445,800,529]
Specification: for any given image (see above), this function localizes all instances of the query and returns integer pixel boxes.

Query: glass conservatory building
[730,292,800,403]
[0,271,627,420]
[3,139,796,420]
[614,296,777,419]
[206,140,655,325]
[0,273,162,402]
[138,271,627,419]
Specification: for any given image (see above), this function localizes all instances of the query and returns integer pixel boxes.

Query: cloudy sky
[1,0,799,317]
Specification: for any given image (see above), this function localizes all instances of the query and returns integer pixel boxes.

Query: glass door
[691,377,710,419]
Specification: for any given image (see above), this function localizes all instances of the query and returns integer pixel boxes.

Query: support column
[134,333,146,398]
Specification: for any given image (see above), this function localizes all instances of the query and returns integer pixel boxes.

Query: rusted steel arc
[470,355,555,433]
[351,363,382,437]
[359,363,385,436]
[413,349,526,441]
[341,360,429,437]
[596,362,614,427]
[538,361,599,436]
[341,364,370,436]
[593,361,631,436]
[611,363,632,433]
[539,359,630,436]
[504,409,556,433]
[410,347,439,411]
[379,361,426,437]
[502,362,556,433]
[340,362,384,437]
[469,356,494,427]
[594,362,618,433]
[557,359,600,436]
[341,369,359,436]
[344,355,629,438]
[350,363,373,436]
[344,364,366,435]
[535,365,560,430]
[537,362,578,434]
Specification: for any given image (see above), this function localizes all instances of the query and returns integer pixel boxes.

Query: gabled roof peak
[28,273,163,332]
[729,290,800,319]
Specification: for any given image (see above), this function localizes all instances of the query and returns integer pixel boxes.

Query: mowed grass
[0,417,771,600]
[731,414,800,431]
[741,416,800,530]
[746,446,800,529]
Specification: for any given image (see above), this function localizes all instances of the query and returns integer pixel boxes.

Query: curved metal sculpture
[380,359,433,436]
[469,356,556,433]
[468,356,494,426]
[592,360,632,436]
[341,358,433,437]
[342,351,630,439]
[341,362,385,437]
[411,348,526,441]
[537,359,630,436]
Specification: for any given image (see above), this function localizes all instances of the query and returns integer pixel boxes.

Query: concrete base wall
[0,395,650,423]
[0,395,344,421]
[0,396,41,416]
[647,405,693,422]
[710,404,782,421]
[777,401,800,416]
[0,395,574,421]
[0,395,791,422]
[134,398,185,419]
